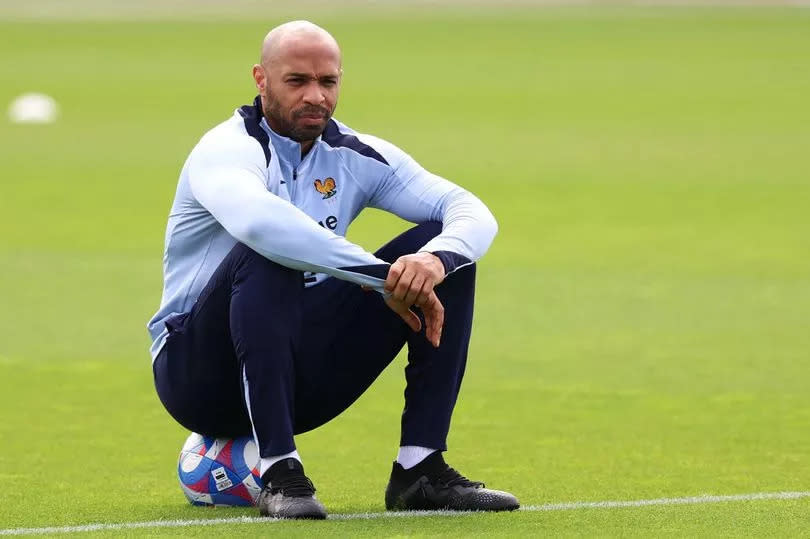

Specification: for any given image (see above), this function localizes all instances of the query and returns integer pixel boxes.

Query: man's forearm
[189,166,390,290]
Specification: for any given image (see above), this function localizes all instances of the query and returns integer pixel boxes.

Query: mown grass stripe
[2,491,809,535]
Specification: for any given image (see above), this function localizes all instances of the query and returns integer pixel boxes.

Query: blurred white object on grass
[8,93,59,124]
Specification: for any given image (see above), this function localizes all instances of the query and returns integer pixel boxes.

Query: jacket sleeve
[187,131,390,290]
[358,134,498,274]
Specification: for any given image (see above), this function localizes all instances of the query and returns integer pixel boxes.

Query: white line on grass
[2,491,808,536]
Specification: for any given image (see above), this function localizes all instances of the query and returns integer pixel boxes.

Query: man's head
[252,21,342,144]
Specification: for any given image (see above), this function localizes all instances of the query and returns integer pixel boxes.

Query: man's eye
[322,80,337,87]
[287,79,305,85]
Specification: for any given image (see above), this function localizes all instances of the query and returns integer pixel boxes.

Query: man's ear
[252,64,266,92]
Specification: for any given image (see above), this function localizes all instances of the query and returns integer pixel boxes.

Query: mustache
[293,106,331,119]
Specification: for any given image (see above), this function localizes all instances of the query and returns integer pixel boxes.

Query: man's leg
[154,224,465,453]
[293,222,472,447]
[294,222,475,457]
[154,243,302,452]
[153,243,326,519]
[293,222,518,512]
[400,259,475,451]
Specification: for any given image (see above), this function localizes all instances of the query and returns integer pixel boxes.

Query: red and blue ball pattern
[177,433,263,506]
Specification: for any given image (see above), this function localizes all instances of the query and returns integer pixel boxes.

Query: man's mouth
[295,108,328,121]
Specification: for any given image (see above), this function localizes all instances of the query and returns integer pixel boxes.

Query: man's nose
[302,82,326,105]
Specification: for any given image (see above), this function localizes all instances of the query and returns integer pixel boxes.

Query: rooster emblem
[314,177,337,199]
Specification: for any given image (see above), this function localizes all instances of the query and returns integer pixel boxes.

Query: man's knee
[432,261,476,314]
[457,260,476,281]
[418,221,443,240]
[440,259,476,291]
[375,221,443,263]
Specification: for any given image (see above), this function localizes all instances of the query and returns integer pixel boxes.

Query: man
[147,20,518,519]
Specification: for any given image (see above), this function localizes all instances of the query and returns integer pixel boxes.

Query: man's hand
[384,252,445,307]
[384,290,444,348]
[381,252,445,348]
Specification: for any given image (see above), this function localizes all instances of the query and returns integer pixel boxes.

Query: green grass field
[1,5,809,536]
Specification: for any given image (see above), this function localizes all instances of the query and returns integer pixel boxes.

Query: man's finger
[393,268,416,302]
[425,314,441,347]
[432,309,444,347]
[403,275,425,306]
[414,279,432,308]
[384,260,405,293]
[432,304,444,347]
[422,293,444,348]
[385,295,423,333]
[399,307,421,333]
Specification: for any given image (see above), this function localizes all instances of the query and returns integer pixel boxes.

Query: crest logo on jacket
[314,177,337,199]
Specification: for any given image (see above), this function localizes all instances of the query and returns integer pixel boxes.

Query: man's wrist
[428,252,446,278]
[425,251,448,278]
[429,250,472,277]
[415,250,446,278]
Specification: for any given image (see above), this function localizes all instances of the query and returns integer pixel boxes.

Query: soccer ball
[177,432,263,506]
[8,93,58,124]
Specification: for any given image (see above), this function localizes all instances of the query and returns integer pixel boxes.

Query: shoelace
[270,475,316,497]
[436,466,485,489]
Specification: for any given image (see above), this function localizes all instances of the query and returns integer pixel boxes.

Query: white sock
[397,446,438,469]
[260,449,301,477]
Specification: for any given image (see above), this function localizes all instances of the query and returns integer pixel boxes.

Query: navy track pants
[153,222,476,458]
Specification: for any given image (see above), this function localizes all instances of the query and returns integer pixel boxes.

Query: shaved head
[260,21,341,69]
[252,21,343,152]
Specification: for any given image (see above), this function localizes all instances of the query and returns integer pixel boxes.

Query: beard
[262,89,333,142]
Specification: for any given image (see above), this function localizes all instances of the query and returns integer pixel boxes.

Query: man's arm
[187,132,390,290]
[354,134,497,348]
[359,134,498,275]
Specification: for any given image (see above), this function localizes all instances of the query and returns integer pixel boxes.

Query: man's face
[254,37,341,142]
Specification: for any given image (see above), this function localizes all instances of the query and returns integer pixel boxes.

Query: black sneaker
[385,451,519,511]
[257,458,327,519]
